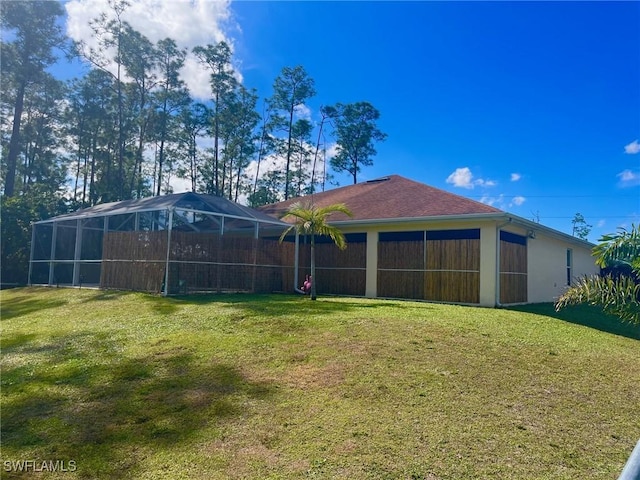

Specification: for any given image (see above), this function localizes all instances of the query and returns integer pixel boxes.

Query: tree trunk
[310,234,317,300]
[157,138,165,196]
[284,104,294,200]
[4,80,26,197]
[213,90,220,195]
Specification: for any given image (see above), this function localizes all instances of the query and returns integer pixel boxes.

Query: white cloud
[479,194,502,207]
[446,167,474,189]
[168,175,192,194]
[624,140,640,154]
[479,194,525,210]
[617,169,640,187]
[325,142,339,159]
[510,196,526,206]
[510,173,521,182]
[596,219,606,228]
[294,104,312,121]
[65,0,236,100]
[446,167,496,189]
[476,178,497,187]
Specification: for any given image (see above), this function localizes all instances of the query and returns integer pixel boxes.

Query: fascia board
[329,212,595,248]
[329,213,507,228]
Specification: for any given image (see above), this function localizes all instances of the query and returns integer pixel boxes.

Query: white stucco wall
[365,230,378,298]
[479,224,498,307]
[527,233,599,303]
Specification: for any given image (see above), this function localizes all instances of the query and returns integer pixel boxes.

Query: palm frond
[555,274,640,325]
[592,224,640,272]
[279,201,353,243]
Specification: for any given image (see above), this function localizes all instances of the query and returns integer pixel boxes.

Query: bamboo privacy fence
[99,228,526,302]
[377,231,482,304]
[499,236,528,304]
[99,231,367,295]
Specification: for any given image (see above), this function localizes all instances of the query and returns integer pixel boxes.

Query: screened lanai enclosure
[28,193,319,295]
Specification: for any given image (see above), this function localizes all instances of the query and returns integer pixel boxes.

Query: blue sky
[230,1,640,241]
[61,0,640,241]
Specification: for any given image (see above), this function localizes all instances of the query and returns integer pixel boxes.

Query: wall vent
[365,176,391,184]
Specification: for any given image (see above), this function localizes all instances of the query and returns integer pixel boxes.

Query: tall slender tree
[153,38,189,195]
[290,118,313,197]
[1,0,66,197]
[120,27,158,197]
[73,0,133,200]
[326,101,387,184]
[252,100,275,198]
[269,66,316,199]
[218,85,259,201]
[175,101,209,192]
[65,69,118,206]
[19,75,68,194]
[311,106,329,191]
[193,42,237,196]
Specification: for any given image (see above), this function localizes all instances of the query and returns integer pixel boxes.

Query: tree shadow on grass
[0,292,68,321]
[169,292,414,318]
[507,303,639,340]
[80,289,130,302]
[1,331,274,479]
[1,288,131,321]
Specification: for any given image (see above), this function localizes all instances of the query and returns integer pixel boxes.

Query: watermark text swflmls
[3,460,77,473]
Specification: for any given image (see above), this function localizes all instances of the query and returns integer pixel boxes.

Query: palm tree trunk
[310,235,317,300]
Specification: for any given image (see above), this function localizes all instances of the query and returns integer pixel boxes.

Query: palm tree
[279,201,353,300]
[555,224,640,324]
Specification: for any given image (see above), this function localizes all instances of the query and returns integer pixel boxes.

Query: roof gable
[259,175,503,222]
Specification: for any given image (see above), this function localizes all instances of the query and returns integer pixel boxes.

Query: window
[566,249,573,286]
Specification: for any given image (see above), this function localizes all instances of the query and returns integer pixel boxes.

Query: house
[29,175,598,305]
[260,175,599,306]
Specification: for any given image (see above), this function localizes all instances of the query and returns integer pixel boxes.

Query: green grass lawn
[1,287,638,479]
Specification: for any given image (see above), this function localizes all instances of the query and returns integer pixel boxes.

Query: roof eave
[502,213,597,248]
[329,212,596,248]
[329,212,506,227]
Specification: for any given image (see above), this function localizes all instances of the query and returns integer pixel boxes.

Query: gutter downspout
[495,217,512,307]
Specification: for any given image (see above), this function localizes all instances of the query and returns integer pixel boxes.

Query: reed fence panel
[169,231,220,262]
[500,273,527,304]
[102,231,299,293]
[378,236,480,303]
[101,231,168,292]
[101,260,165,292]
[500,239,528,303]
[426,239,480,271]
[377,270,425,299]
[378,241,424,269]
[425,271,480,303]
[103,231,168,261]
[500,240,527,274]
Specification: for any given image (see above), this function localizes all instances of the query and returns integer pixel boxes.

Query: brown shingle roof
[259,175,503,222]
